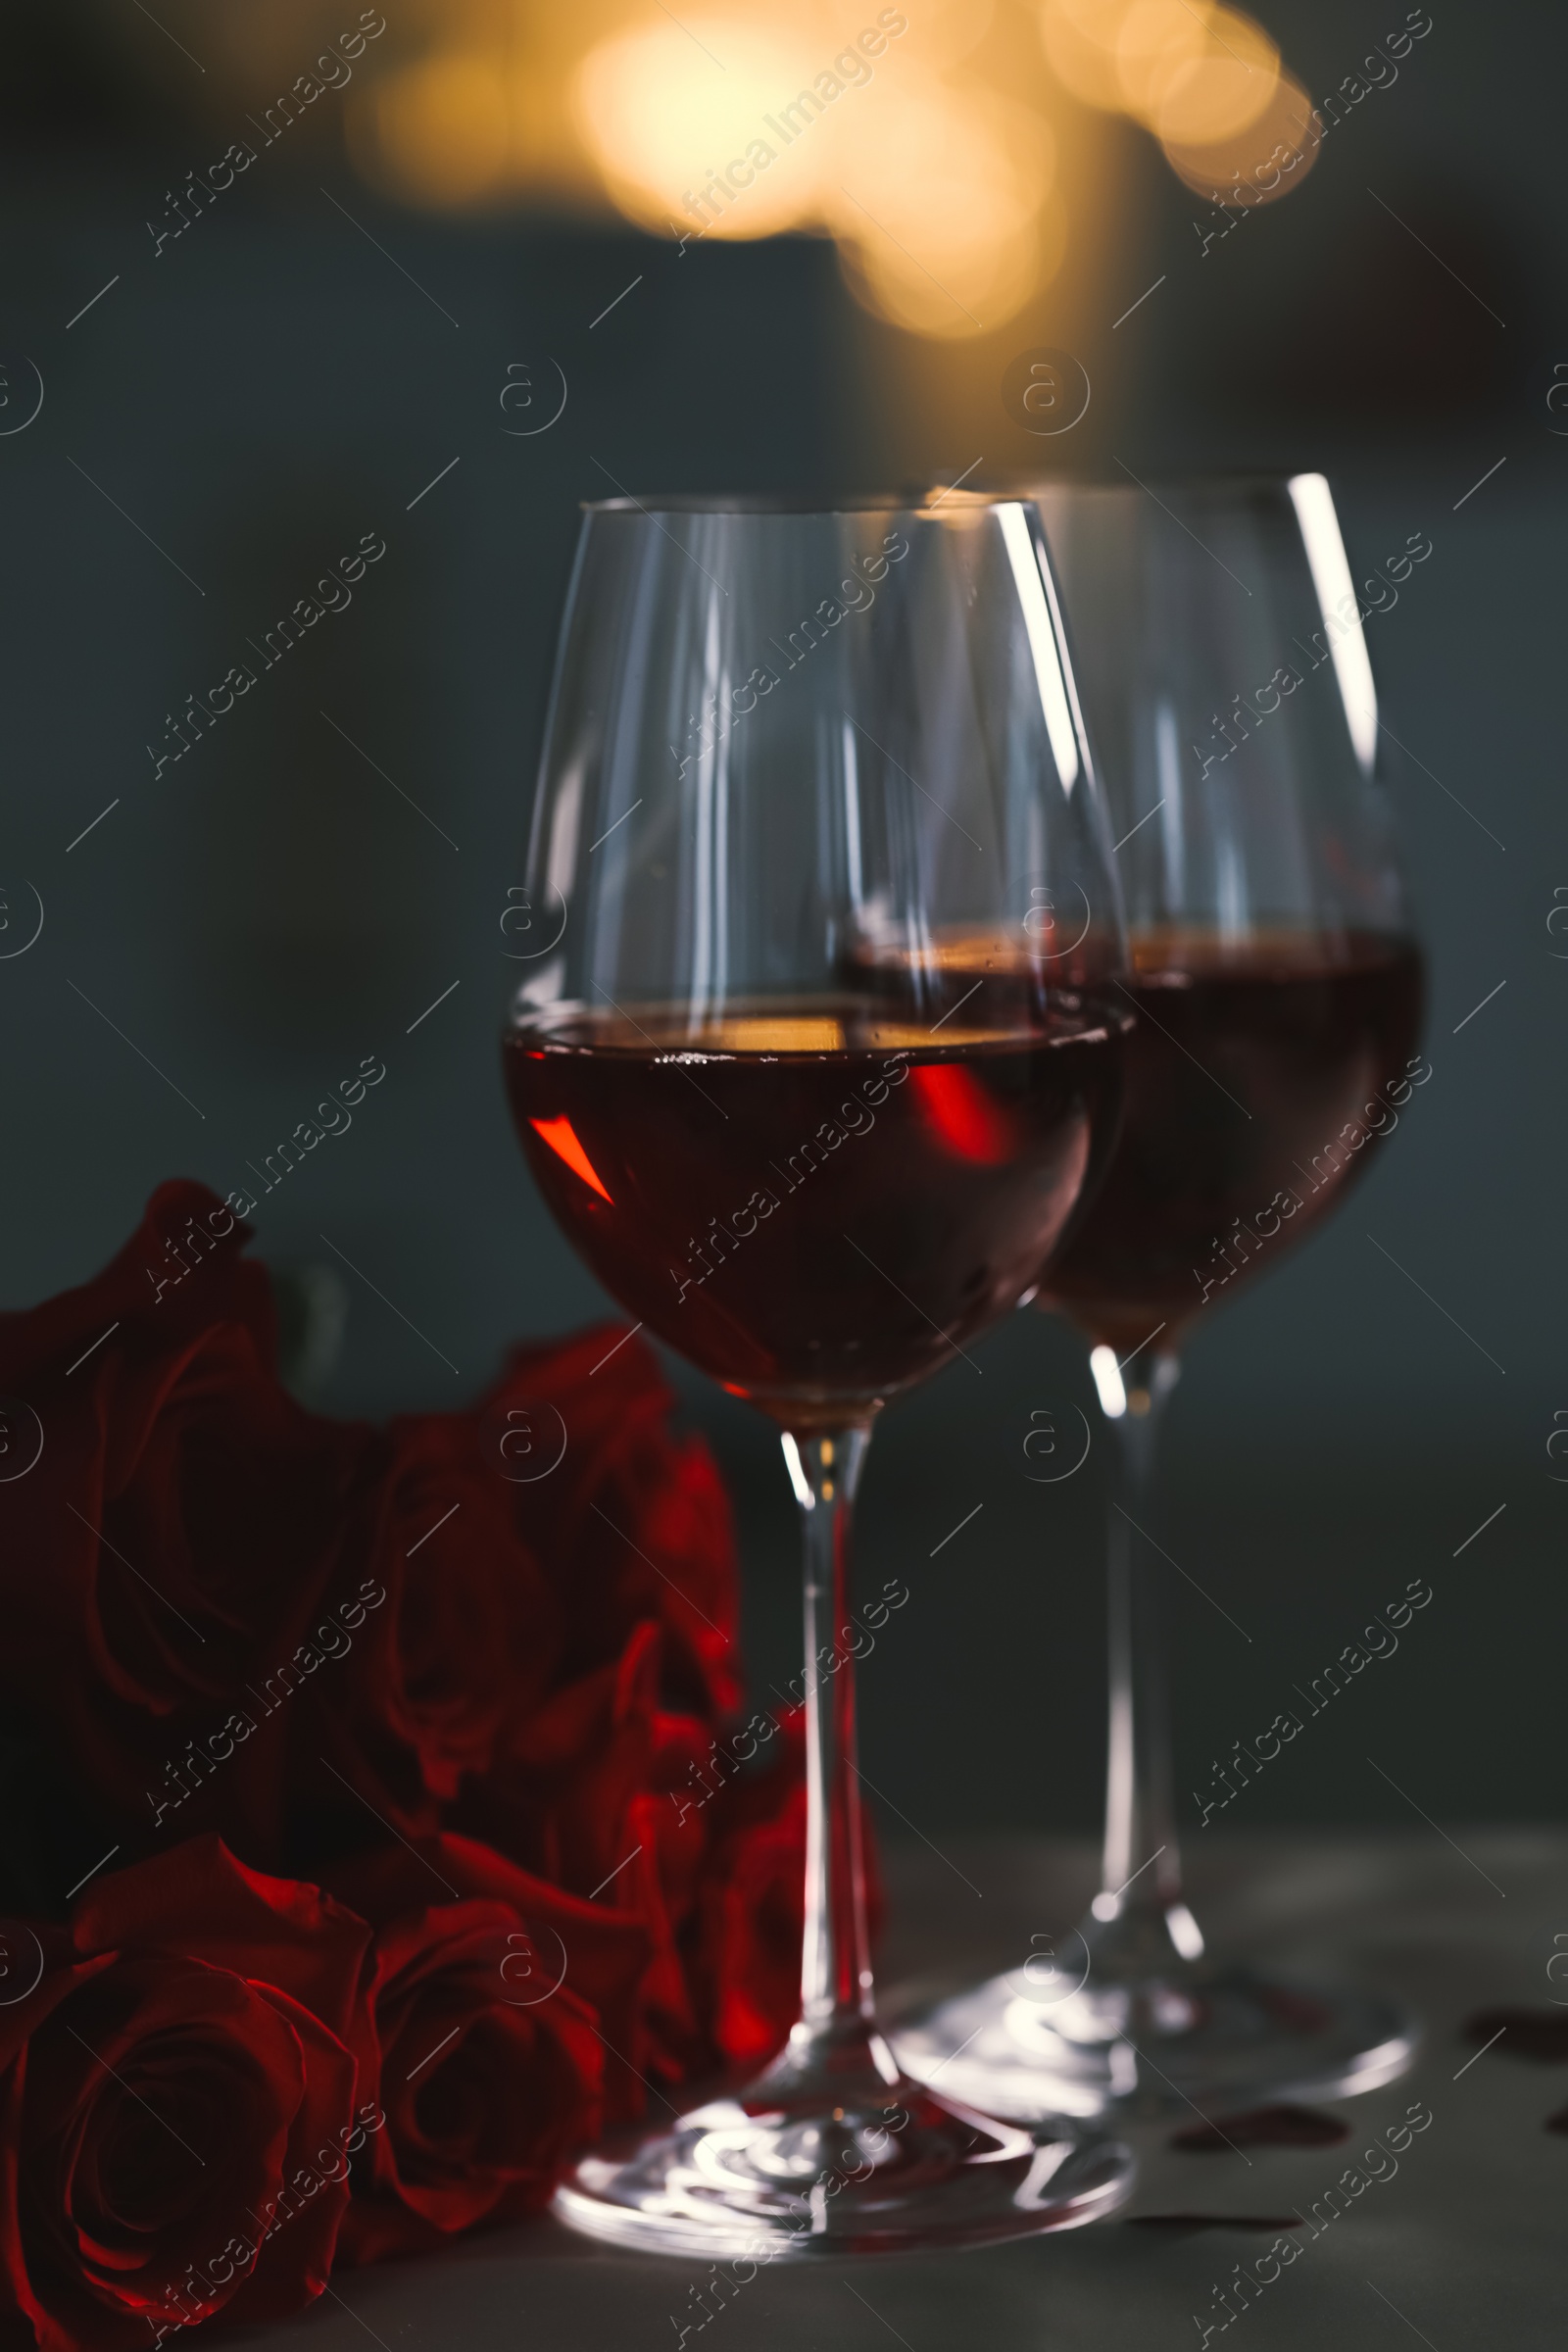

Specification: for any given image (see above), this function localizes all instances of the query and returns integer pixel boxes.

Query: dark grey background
[1,1,1561,1840]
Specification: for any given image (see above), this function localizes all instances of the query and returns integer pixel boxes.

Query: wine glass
[896,476,1425,2120]
[503,493,1136,2256]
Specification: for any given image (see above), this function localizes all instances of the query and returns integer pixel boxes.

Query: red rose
[454,1624,703,2071]
[0,1183,380,1871]
[322,1835,649,2261]
[296,1412,563,1845]
[456,1620,808,2090]
[684,1714,808,2072]
[486,1331,741,1720]
[0,1839,371,2351]
[0,1188,817,2263]
[461,1623,662,1893]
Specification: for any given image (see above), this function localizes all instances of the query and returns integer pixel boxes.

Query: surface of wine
[1038,930,1425,1352]
[505,997,1125,1420]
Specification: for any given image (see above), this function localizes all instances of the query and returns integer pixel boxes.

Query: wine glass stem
[774,1424,891,2086]
[1096,1348,1194,1964]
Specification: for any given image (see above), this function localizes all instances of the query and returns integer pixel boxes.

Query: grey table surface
[234,1829,1567,2352]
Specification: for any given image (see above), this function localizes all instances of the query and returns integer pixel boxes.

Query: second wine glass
[896,475,1425,2120]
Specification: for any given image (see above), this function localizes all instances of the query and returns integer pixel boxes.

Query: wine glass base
[553,2076,1134,2259]
[892,1966,1417,2124]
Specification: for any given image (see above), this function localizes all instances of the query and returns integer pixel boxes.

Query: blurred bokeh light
[113,0,1316,340]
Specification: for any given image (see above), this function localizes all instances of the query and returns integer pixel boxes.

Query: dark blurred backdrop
[1,0,1561,1846]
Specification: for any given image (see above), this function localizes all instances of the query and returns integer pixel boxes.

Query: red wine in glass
[506,994,1126,1422]
[1042,927,1426,1353]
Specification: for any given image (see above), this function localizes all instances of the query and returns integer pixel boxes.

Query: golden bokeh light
[1151,8,1281,144]
[825,81,1057,339]
[146,0,1317,338]
[1044,0,1284,140]
[350,52,514,208]
[1040,0,1138,112]
[1112,0,1215,122]
[840,187,1065,339]
[569,15,1061,343]
[920,0,1003,69]
[1038,0,1310,206]
[1162,68,1318,202]
[574,20,823,242]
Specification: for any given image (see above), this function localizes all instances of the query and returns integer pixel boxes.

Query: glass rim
[579,491,1041,518]
[971,469,1334,499]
